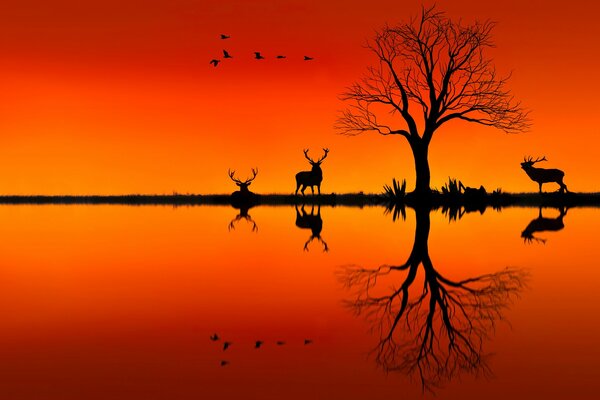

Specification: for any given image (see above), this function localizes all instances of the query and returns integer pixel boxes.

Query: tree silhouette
[338,207,527,392]
[336,6,530,196]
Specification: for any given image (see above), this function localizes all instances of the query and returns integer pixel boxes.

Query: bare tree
[336,6,530,195]
[338,208,528,392]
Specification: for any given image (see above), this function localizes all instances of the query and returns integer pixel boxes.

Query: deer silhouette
[521,156,568,193]
[295,148,329,196]
[228,168,258,202]
[521,207,567,244]
[295,204,328,252]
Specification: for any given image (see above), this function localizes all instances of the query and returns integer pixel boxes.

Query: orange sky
[1,0,599,194]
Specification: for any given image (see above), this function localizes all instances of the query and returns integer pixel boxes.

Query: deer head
[520,156,547,170]
[304,148,329,167]
[228,168,258,193]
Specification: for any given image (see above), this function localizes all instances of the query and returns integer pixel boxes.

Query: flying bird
[210,333,220,341]
[276,55,286,59]
[254,52,265,60]
[276,341,286,346]
[303,56,314,61]
[209,59,220,67]
[223,50,232,59]
[220,34,230,39]
[223,341,232,350]
[304,339,313,345]
[255,341,264,349]
[220,360,230,366]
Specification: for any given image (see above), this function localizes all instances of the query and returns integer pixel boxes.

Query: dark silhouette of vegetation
[295,148,330,196]
[295,204,328,251]
[338,207,528,392]
[382,178,407,201]
[336,6,529,196]
[521,156,568,193]
[521,207,567,244]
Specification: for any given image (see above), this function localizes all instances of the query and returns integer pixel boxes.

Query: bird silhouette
[255,340,264,349]
[220,34,230,39]
[210,333,220,341]
[209,59,220,67]
[304,339,313,345]
[276,55,286,59]
[303,56,314,61]
[276,341,286,346]
[220,360,230,366]
[254,52,265,60]
[223,50,232,59]
[223,341,232,350]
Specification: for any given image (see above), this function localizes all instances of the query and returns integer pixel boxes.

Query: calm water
[1,205,599,399]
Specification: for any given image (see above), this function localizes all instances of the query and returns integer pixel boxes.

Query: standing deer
[295,204,328,252]
[228,168,259,203]
[295,148,329,195]
[520,156,568,193]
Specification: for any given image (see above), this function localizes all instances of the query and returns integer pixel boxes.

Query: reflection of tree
[339,207,527,392]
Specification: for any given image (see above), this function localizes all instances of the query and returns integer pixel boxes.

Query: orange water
[0,205,598,399]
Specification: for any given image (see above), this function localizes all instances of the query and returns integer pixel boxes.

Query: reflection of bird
[210,59,220,67]
[276,341,286,346]
[303,56,314,61]
[223,50,232,59]
[276,55,286,59]
[304,339,313,345]
[254,52,265,60]
[220,34,230,39]
[220,360,229,366]
[255,341,264,349]
[223,341,232,350]
[210,333,220,341]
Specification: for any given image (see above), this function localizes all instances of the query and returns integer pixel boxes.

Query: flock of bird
[210,34,314,67]
[210,333,313,367]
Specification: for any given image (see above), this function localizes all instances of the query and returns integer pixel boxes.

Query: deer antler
[246,168,258,184]
[228,169,243,184]
[532,156,547,164]
[303,149,315,163]
[315,148,330,163]
[303,148,329,164]
[229,168,258,185]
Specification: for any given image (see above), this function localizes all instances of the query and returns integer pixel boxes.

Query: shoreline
[0,192,598,208]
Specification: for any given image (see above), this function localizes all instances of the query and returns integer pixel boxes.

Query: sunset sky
[1,0,599,194]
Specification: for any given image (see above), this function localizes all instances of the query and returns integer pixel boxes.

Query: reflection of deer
[521,207,567,244]
[338,207,527,392]
[295,148,329,195]
[295,204,328,252]
[228,205,258,232]
[521,156,568,193]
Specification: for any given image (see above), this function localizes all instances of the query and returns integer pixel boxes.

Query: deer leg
[559,179,568,193]
[295,183,300,195]
[538,182,543,193]
[301,185,307,196]
[310,186,314,196]
[317,185,321,196]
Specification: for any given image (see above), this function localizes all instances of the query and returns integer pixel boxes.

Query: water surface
[0,205,599,399]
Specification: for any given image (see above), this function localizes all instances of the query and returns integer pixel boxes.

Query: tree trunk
[411,139,431,196]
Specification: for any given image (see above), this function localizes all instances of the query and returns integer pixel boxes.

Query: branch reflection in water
[338,206,528,392]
